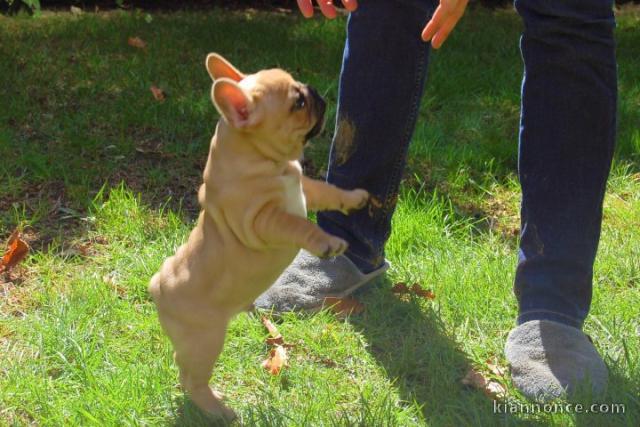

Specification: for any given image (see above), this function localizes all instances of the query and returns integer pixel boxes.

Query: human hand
[421,0,469,49]
[296,0,358,19]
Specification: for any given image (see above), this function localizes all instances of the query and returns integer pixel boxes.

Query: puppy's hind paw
[189,385,235,422]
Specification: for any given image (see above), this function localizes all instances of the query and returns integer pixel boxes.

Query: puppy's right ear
[206,53,245,82]
[212,78,256,129]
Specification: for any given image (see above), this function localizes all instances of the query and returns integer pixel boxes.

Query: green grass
[1,5,639,426]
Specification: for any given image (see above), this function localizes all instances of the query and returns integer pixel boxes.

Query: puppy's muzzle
[305,85,326,142]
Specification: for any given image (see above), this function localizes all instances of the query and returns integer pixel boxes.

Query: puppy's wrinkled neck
[216,121,298,164]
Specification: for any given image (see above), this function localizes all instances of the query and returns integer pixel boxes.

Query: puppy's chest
[280,175,307,217]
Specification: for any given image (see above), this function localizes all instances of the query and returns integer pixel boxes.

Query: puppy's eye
[292,92,306,111]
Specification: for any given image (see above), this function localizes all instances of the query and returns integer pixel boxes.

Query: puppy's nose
[307,85,326,118]
[304,85,326,142]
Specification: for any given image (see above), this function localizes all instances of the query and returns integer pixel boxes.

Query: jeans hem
[344,249,386,274]
[517,310,584,329]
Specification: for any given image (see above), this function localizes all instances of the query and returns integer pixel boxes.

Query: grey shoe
[505,319,608,402]
[255,250,389,312]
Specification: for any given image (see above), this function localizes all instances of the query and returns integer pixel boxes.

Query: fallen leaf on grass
[261,345,288,375]
[391,282,410,294]
[77,243,93,256]
[261,316,284,346]
[323,296,364,317]
[150,86,166,102]
[134,141,175,159]
[0,231,29,274]
[461,367,506,399]
[319,357,337,368]
[486,359,507,378]
[93,236,109,245]
[127,36,147,49]
[102,273,126,297]
[485,381,507,398]
[135,146,157,155]
[391,282,436,300]
[260,317,293,375]
[411,283,435,300]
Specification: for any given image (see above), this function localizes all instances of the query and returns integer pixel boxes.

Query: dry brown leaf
[135,146,157,155]
[93,236,109,245]
[102,273,126,297]
[411,283,435,300]
[462,367,506,399]
[261,316,284,346]
[150,86,165,102]
[261,345,288,375]
[486,360,507,378]
[323,296,364,317]
[266,336,284,346]
[135,143,162,155]
[485,381,506,399]
[462,368,488,388]
[261,316,280,337]
[65,242,93,258]
[0,231,30,274]
[127,36,147,49]
[391,282,410,294]
[134,142,175,159]
[77,243,93,256]
[392,282,435,300]
[319,357,337,368]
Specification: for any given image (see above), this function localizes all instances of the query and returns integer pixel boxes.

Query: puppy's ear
[206,53,245,82]
[212,78,256,129]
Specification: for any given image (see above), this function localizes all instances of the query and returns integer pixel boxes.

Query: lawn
[0,4,639,426]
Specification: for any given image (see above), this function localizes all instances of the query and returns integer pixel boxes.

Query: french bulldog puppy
[149,53,369,419]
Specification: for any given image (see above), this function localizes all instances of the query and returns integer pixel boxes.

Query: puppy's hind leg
[172,317,235,421]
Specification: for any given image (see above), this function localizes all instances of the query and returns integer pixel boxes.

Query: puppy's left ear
[206,53,245,82]
[212,78,258,129]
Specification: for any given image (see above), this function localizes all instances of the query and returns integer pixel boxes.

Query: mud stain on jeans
[368,193,398,219]
[334,117,357,166]
[524,223,545,256]
[368,196,383,217]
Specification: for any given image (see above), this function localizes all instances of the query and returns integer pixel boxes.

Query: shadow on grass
[347,277,640,426]
[572,369,640,427]
[349,278,534,426]
[172,389,296,427]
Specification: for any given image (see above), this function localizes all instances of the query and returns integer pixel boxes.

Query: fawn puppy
[149,53,369,418]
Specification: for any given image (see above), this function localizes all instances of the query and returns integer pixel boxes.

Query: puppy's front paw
[321,236,348,258]
[309,235,348,259]
[340,189,370,214]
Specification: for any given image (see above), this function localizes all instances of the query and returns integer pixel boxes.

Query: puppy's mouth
[304,85,326,142]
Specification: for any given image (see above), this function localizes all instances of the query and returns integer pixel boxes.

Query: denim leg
[317,0,435,273]
[514,0,617,328]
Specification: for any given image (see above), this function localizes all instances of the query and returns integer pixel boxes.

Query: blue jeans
[317,0,617,329]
